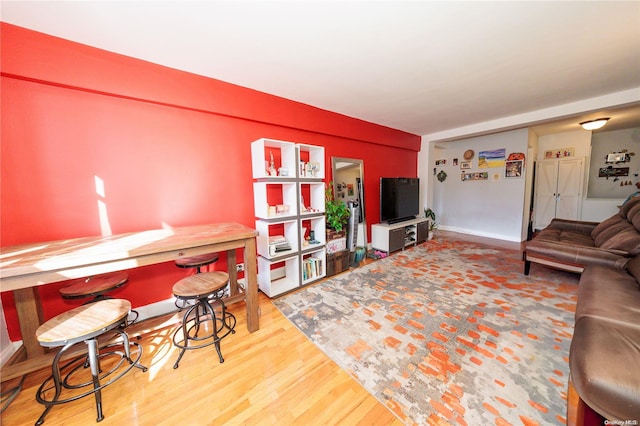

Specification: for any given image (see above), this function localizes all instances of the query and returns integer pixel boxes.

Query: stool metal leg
[35,342,70,425]
[202,300,224,363]
[86,338,104,422]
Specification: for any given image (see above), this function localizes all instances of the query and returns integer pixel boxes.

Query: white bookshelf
[251,138,326,297]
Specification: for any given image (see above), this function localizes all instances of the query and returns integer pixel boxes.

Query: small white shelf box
[251,138,297,179]
[255,219,299,259]
[297,144,325,179]
[301,247,327,285]
[258,255,299,297]
[299,181,325,216]
[300,216,326,251]
[253,181,298,219]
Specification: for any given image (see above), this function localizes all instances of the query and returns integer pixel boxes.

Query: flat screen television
[380,177,420,224]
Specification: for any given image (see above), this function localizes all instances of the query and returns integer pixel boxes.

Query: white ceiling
[2,1,640,140]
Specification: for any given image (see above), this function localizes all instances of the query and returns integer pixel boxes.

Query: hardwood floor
[1,291,402,425]
[0,232,531,426]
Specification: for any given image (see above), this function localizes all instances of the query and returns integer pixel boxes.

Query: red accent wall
[0,23,420,340]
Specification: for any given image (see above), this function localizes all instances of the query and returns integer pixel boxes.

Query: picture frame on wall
[460,161,472,169]
[505,160,524,178]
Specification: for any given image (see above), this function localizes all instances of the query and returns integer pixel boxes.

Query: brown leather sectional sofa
[524,197,640,420]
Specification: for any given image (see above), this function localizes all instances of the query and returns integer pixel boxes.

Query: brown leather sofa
[524,198,640,420]
[523,196,640,275]
[569,255,640,420]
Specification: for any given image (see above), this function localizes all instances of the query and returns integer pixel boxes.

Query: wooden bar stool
[174,253,222,309]
[172,271,236,368]
[34,299,147,425]
[174,253,219,273]
[59,272,139,324]
[59,271,129,301]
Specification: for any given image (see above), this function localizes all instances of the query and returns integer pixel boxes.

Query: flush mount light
[580,118,610,131]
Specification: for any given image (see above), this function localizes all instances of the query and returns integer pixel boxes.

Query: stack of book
[268,235,291,254]
[302,257,324,281]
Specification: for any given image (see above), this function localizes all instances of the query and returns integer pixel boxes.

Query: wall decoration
[478,148,506,168]
[605,150,634,163]
[507,152,525,161]
[460,161,472,170]
[347,184,354,196]
[461,172,488,181]
[544,147,574,159]
[435,159,447,166]
[463,150,475,160]
[505,160,524,178]
[598,166,629,178]
[453,158,459,166]
[437,170,447,182]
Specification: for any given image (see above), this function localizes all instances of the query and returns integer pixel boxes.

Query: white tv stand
[371,217,429,254]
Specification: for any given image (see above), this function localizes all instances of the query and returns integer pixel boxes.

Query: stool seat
[59,272,128,300]
[173,271,229,299]
[36,299,131,347]
[174,253,219,269]
[34,298,146,425]
[172,271,235,368]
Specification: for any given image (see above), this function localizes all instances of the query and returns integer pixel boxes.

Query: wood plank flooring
[1,291,402,425]
[0,232,531,425]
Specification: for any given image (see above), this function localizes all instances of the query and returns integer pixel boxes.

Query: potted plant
[325,182,350,240]
[424,208,437,239]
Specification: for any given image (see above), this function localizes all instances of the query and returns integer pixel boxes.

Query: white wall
[422,128,530,242]
[588,127,640,199]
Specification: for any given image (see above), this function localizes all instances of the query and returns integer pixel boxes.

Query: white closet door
[533,158,584,230]
[555,158,584,220]
[534,161,560,229]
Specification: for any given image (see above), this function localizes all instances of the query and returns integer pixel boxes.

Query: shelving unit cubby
[251,138,326,297]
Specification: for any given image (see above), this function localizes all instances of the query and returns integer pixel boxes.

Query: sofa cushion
[570,316,640,420]
[576,265,640,323]
[599,225,640,255]
[535,227,595,247]
[591,214,629,247]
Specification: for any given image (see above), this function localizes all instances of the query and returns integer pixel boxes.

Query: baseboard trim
[438,225,523,242]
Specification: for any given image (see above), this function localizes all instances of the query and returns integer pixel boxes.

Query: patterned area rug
[274,238,579,425]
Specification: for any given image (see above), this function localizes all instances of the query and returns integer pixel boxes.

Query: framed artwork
[505,160,523,178]
[478,148,506,168]
[461,172,488,181]
[347,184,354,196]
[460,161,472,169]
[453,158,459,166]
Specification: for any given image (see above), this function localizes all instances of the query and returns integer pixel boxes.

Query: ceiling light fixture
[580,118,610,131]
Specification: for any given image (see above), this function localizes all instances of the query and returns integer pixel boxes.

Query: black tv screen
[380,177,420,223]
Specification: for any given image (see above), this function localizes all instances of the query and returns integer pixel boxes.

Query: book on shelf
[269,235,291,252]
[302,257,324,281]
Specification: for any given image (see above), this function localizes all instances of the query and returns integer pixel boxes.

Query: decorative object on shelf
[437,170,447,182]
[463,149,475,160]
[325,182,350,234]
[268,151,277,176]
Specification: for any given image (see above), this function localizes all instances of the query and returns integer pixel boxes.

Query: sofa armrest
[545,218,600,235]
[524,239,631,273]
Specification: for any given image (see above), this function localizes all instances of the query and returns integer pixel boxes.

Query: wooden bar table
[0,223,259,361]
